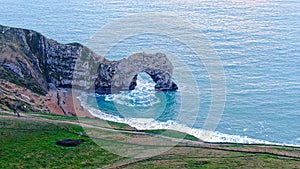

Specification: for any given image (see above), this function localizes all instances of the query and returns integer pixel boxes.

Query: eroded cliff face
[0,24,178,113]
[0,24,177,96]
[0,25,105,95]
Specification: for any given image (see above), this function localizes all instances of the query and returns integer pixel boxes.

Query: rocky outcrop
[0,24,178,96]
[94,53,178,94]
[0,25,104,94]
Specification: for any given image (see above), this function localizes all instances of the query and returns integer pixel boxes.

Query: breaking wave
[77,75,299,147]
[78,95,299,147]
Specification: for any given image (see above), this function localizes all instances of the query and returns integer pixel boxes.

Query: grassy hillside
[0,112,299,169]
[0,118,123,168]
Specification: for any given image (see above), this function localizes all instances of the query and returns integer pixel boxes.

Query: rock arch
[95,53,178,94]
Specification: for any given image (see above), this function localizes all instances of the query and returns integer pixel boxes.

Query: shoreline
[1,79,298,148]
[75,91,300,148]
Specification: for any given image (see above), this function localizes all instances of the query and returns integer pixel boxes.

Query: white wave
[78,92,300,147]
[104,75,160,107]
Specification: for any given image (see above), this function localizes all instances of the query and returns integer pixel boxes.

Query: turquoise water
[1,0,299,146]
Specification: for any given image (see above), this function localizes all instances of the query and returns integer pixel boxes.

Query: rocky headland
[0,25,177,115]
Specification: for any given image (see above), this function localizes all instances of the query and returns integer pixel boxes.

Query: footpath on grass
[1,110,300,160]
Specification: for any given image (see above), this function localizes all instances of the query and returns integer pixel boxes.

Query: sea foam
[77,93,299,146]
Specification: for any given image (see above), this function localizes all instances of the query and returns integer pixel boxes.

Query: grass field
[0,118,124,168]
[0,112,299,169]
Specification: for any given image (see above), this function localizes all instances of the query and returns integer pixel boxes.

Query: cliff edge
[0,25,177,114]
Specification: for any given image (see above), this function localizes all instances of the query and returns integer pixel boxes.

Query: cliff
[0,24,104,95]
[0,24,177,113]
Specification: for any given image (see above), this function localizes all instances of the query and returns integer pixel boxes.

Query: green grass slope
[0,113,299,169]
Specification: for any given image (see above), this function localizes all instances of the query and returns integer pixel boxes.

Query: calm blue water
[1,0,299,146]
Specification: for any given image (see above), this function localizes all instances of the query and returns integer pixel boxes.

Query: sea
[1,0,299,146]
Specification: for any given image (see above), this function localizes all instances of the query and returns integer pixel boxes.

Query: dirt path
[0,111,140,134]
[1,110,300,161]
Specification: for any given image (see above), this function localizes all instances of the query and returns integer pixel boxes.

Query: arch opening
[129,72,156,91]
[129,70,178,91]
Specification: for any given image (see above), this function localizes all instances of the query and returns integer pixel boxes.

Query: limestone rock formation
[0,24,104,94]
[94,53,178,94]
[0,24,178,96]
